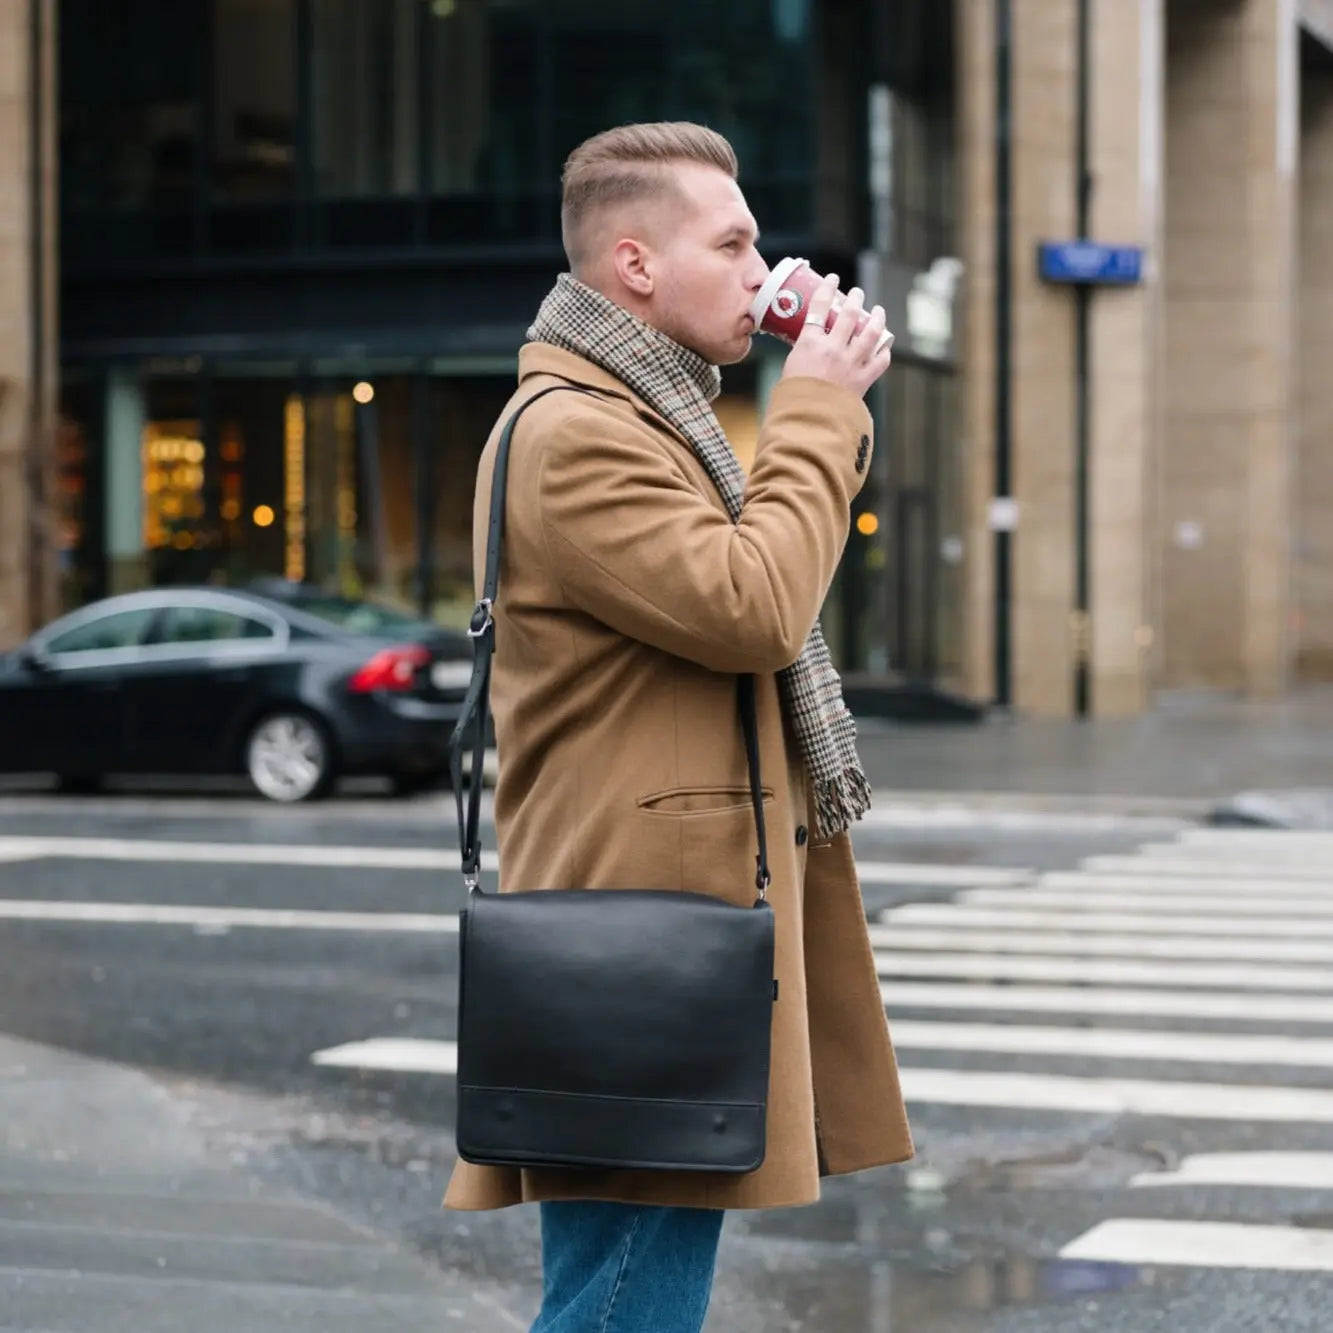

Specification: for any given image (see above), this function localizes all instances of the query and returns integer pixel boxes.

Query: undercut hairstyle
[560,122,739,271]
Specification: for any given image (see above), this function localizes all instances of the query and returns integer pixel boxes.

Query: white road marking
[1181,829,1333,852]
[312,1038,458,1073]
[0,834,494,872]
[882,902,1333,938]
[1059,1218,1333,1271]
[873,949,1333,991]
[1138,839,1332,865]
[896,1067,1333,1123]
[1082,854,1333,881]
[1131,1152,1333,1191]
[1135,1151,1333,1194]
[857,804,1189,834]
[880,981,1333,1025]
[889,1020,1333,1068]
[0,834,1019,890]
[867,924,1333,962]
[1031,876,1333,907]
[309,1040,1333,1113]
[0,900,460,933]
[852,861,1030,887]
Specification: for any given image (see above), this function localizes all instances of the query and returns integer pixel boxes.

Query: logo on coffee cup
[772,288,804,320]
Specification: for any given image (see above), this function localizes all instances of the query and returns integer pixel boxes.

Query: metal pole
[1073,0,1093,716]
[993,0,1013,707]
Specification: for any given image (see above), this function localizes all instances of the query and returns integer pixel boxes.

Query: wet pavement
[3,786,1333,1329]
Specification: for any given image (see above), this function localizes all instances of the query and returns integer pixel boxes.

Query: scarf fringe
[813,768,873,842]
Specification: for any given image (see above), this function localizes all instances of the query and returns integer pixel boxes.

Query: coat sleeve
[536,376,874,674]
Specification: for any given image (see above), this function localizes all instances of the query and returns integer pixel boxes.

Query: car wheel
[245,712,335,802]
[54,773,102,795]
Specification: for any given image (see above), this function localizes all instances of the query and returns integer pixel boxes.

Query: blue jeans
[531,1202,724,1333]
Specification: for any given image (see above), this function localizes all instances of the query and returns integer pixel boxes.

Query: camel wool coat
[443,343,914,1213]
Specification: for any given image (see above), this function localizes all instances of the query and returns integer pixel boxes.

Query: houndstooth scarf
[528,274,871,839]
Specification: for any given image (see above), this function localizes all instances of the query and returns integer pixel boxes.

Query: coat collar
[518,343,691,448]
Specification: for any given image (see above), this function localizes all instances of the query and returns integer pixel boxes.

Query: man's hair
[560,122,739,271]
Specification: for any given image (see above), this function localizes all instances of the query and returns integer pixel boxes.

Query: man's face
[642,164,769,366]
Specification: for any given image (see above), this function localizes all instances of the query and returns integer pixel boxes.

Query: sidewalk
[0,1035,532,1332]
[855,686,1333,816]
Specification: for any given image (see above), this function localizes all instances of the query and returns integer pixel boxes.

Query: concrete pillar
[955,0,1164,715]
[104,369,148,594]
[0,0,57,648]
[1160,0,1298,695]
[1296,50,1333,677]
[1087,0,1165,714]
[956,0,998,704]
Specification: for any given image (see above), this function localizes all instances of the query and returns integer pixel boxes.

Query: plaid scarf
[528,274,871,839]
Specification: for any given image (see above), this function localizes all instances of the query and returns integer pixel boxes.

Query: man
[444,122,913,1332]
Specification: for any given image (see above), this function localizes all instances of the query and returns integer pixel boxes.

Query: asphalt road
[2,789,1332,1331]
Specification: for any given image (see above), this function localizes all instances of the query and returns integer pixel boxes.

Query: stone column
[0,0,57,649]
[1296,47,1333,677]
[955,0,1164,715]
[1160,0,1298,695]
[1087,0,1165,714]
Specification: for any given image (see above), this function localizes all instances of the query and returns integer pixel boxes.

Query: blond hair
[560,122,739,271]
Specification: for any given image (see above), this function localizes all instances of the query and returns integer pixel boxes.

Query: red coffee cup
[750,257,892,352]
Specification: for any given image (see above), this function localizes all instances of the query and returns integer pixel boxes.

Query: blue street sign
[1038,241,1144,286]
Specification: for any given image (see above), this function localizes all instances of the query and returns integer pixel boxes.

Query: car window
[153,605,277,645]
[46,607,158,655]
[289,593,430,638]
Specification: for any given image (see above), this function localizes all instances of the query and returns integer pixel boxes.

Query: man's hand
[779,274,893,398]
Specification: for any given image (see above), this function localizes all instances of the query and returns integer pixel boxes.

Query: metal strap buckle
[468,598,494,638]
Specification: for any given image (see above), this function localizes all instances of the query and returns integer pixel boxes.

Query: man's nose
[747,255,770,292]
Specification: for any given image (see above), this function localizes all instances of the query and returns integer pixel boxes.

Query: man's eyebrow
[718,222,760,243]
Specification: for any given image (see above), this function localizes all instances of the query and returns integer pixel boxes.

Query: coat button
[795,825,808,846]
[855,435,870,474]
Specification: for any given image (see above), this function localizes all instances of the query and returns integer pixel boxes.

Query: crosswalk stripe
[873,949,1333,991]
[312,1038,458,1073]
[1033,875,1333,905]
[310,1039,1333,1123]
[852,861,1031,887]
[896,1067,1333,1122]
[889,1020,1333,1068]
[868,924,1333,962]
[1083,854,1333,881]
[1130,1153,1333,1190]
[0,900,461,932]
[1059,1218,1333,1271]
[1139,840,1331,865]
[880,981,1333,1024]
[967,885,1333,914]
[883,903,1333,938]
[1180,829,1333,851]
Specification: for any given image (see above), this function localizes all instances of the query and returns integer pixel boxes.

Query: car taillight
[347,645,430,693]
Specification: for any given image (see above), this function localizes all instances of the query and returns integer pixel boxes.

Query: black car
[0,586,480,801]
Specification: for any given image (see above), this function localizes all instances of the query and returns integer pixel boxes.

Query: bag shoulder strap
[449,383,771,900]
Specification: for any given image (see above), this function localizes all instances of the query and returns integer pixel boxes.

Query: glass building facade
[58,0,958,676]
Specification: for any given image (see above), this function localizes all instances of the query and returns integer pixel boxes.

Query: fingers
[797,273,840,343]
[851,303,889,362]
[828,286,865,345]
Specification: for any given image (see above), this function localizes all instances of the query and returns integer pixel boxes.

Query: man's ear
[611,238,654,297]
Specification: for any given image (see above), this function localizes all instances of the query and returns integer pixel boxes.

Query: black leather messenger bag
[449,386,778,1174]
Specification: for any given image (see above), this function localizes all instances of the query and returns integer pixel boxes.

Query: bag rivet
[713,1114,728,1134]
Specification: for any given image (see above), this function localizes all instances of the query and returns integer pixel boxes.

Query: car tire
[54,773,102,795]
[244,711,336,803]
